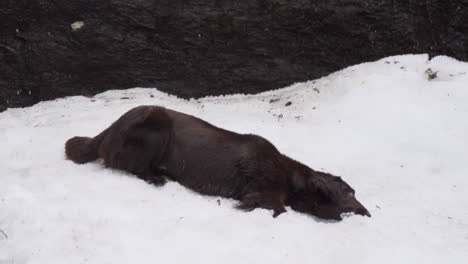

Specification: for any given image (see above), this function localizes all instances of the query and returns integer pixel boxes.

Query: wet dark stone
[1,0,467,111]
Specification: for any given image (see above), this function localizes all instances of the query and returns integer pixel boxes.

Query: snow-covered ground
[1,54,467,263]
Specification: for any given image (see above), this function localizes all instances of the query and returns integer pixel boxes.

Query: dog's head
[290,170,371,220]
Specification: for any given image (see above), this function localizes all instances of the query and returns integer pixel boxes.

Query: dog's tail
[65,128,108,164]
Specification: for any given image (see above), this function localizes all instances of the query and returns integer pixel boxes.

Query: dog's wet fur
[65,106,370,220]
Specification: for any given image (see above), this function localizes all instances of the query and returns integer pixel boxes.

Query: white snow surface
[1,55,468,263]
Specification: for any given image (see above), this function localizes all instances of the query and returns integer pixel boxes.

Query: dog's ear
[307,172,346,203]
[307,173,329,193]
[290,171,307,191]
[291,169,329,192]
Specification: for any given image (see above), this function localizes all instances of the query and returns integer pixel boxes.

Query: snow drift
[1,55,467,263]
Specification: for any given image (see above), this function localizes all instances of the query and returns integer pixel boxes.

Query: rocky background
[1,0,467,111]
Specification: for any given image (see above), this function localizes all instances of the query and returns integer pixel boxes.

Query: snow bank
[1,55,467,263]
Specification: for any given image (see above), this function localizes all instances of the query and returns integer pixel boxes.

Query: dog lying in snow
[65,105,370,220]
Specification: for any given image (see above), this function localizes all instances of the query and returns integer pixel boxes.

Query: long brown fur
[65,105,370,220]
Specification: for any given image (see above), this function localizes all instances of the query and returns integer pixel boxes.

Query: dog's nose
[357,208,371,217]
[343,198,371,218]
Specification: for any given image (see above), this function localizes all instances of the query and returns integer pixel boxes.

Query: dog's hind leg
[100,107,172,185]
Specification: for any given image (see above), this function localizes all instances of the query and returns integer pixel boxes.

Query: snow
[1,54,468,263]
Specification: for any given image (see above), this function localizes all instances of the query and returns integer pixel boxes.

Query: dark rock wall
[1,0,467,111]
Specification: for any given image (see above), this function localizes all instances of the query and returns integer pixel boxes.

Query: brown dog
[65,105,370,220]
